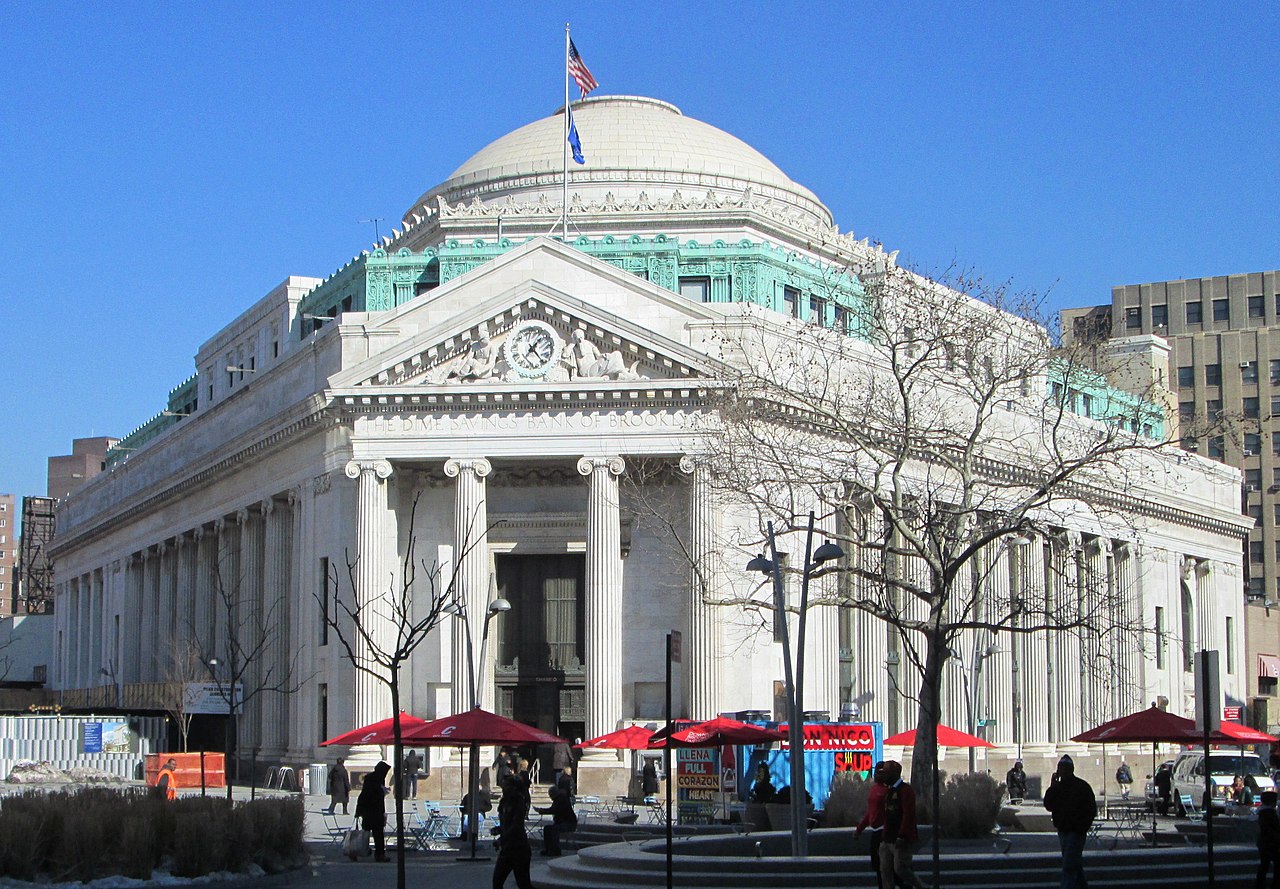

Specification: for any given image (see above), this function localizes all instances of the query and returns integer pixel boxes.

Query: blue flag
[567,107,585,165]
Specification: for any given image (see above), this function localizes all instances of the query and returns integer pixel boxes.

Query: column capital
[235,507,252,526]
[444,457,492,480]
[678,454,702,476]
[577,456,625,477]
[345,459,393,480]
[261,497,276,517]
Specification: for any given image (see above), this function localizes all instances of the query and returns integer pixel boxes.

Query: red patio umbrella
[651,716,786,748]
[1215,721,1279,744]
[320,712,428,746]
[576,725,657,750]
[401,708,566,860]
[883,724,995,748]
[1071,706,1205,744]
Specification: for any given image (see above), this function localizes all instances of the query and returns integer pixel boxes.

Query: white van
[1171,751,1276,814]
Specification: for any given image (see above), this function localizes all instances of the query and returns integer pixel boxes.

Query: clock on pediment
[504,319,561,378]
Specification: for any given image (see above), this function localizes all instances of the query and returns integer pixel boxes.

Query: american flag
[568,39,598,98]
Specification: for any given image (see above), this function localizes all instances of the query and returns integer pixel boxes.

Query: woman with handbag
[354,761,391,863]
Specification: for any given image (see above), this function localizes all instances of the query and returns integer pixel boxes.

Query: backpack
[1116,764,1132,784]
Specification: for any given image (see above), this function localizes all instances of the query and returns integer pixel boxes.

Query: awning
[1259,654,1280,679]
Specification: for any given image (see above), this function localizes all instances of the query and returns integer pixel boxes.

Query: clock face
[505,321,560,376]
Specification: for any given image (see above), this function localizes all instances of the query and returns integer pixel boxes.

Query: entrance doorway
[494,553,586,779]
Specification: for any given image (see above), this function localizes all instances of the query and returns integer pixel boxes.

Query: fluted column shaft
[680,456,720,720]
[345,459,394,727]
[177,533,196,646]
[579,456,625,740]
[124,555,143,684]
[445,458,493,712]
[193,527,213,656]
[143,549,160,680]
[262,496,292,753]
[238,508,264,749]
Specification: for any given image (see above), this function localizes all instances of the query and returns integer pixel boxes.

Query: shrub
[937,772,1003,838]
[823,771,874,828]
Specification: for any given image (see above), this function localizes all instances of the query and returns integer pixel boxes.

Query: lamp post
[208,657,235,800]
[451,594,511,861]
[953,642,1001,773]
[746,511,843,858]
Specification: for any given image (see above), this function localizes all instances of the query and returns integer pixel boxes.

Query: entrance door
[494,554,586,779]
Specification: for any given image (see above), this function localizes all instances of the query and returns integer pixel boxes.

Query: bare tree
[160,637,207,752]
[320,493,475,889]
[664,263,1230,875]
[195,557,307,800]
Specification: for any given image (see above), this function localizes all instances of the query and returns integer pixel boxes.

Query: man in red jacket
[855,762,890,889]
[879,760,926,889]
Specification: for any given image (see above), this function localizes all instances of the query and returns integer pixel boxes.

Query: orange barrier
[145,752,226,788]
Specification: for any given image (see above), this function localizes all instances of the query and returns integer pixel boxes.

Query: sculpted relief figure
[444,335,498,383]
[562,329,642,381]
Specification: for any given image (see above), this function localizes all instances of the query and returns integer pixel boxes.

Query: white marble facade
[49,97,1250,773]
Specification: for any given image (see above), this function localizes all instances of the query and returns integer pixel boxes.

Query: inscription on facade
[363,410,696,436]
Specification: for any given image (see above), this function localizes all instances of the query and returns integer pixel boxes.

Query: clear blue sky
[2,2,1277,508]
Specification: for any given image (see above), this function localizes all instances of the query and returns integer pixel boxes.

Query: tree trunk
[910,620,948,889]
[390,668,406,889]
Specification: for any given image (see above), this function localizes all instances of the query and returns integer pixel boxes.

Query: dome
[405,95,832,228]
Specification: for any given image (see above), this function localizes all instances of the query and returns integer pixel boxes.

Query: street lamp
[450,592,511,861]
[745,511,844,858]
[950,642,1002,773]
[208,657,235,800]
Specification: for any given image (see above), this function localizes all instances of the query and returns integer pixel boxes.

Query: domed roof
[405,96,832,227]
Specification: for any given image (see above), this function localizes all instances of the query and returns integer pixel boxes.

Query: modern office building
[48,437,118,502]
[48,96,1249,790]
[1064,271,1280,732]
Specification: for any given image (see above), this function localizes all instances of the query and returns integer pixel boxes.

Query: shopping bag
[342,826,370,859]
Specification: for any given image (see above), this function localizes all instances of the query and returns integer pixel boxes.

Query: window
[1272,466,1280,486]
[809,295,827,324]
[1213,299,1230,322]
[1245,433,1261,454]
[1245,397,1260,419]
[679,276,710,302]
[318,683,328,744]
[1207,399,1223,416]
[1272,395,1280,416]
[1186,302,1203,324]
[1177,366,1195,387]
[1179,402,1195,421]
[1080,393,1094,416]
[1273,360,1280,384]
[1248,503,1263,524]
[1151,304,1168,328]
[319,557,330,645]
[1154,606,1166,669]
[1125,306,1141,329]
[833,305,850,333]
[1243,361,1259,383]
[0,534,5,544]
[272,340,279,359]
[1181,437,1198,452]
[1181,585,1195,672]
[1249,577,1265,598]
[783,286,800,318]
[1226,617,1235,674]
[1274,503,1280,524]
[1246,469,1261,491]
[1249,295,1264,318]
[1205,364,1222,385]
[1208,436,1225,460]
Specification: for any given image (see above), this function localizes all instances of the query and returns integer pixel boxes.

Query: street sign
[1194,650,1221,734]
[182,681,243,715]
[668,631,682,664]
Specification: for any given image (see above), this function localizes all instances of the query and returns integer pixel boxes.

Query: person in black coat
[492,772,534,889]
[1258,790,1279,889]
[354,761,391,863]
[1005,761,1028,803]
[537,782,578,856]
[642,759,660,797]
[1154,763,1174,816]
[1043,755,1096,889]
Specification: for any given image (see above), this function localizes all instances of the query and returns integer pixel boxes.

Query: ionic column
[91,569,104,683]
[160,539,178,666]
[1053,533,1084,741]
[70,576,83,688]
[1191,558,1215,656]
[176,532,196,646]
[578,456,625,740]
[124,554,143,684]
[344,459,394,727]
[193,526,213,656]
[679,456,720,720]
[214,517,237,664]
[1112,542,1140,715]
[444,457,493,712]
[143,547,161,680]
[1017,536,1049,745]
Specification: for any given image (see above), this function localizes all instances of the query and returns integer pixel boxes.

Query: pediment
[329,239,729,392]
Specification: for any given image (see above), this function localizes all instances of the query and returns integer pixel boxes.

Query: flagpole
[563,23,570,241]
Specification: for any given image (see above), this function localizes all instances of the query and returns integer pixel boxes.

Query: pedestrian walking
[354,761,390,863]
[326,758,351,815]
[854,762,889,889]
[877,761,927,889]
[642,759,660,797]
[1115,760,1133,801]
[492,771,535,889]
[750,762,776,804]
[1154,762,1173,816]
[154,757,178,801]
[1258,790,1279,889]
[1006,760,1028,803]
[1043,754,1096,889]
[403,749,422,800]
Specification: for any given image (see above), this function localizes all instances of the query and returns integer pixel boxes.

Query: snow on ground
[0,866,266,889]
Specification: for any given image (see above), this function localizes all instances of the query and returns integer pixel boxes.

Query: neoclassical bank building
[51,96,1249,787]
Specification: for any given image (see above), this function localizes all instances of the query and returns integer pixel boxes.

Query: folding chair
[322,813,348,846]
[1178,792,1203,822]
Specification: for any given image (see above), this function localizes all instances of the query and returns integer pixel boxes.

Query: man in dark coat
[1006,760,1028,803]
[1258,790,1279,889]
[354,761,391,862]
[1043,754,1097,889]
[492,772,535,889]
[1154,763,1174,816]
[537,782,578,856]
[641,759,660,797]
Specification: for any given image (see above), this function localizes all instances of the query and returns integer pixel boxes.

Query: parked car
[1171,751,1276,815]
[1144,760,1174,812]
